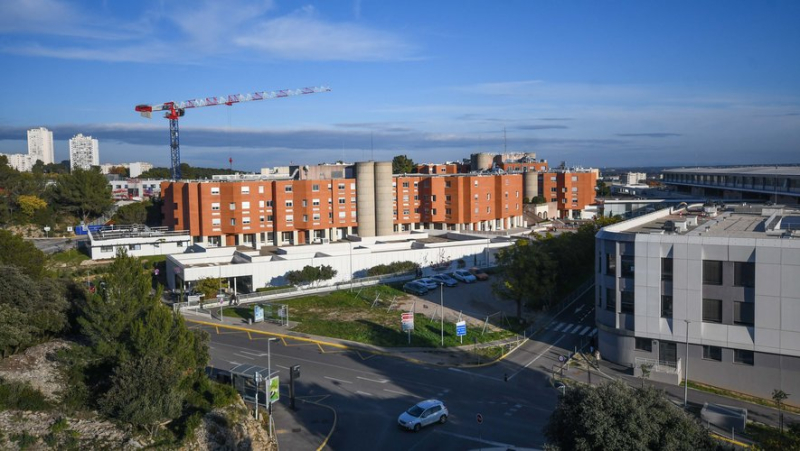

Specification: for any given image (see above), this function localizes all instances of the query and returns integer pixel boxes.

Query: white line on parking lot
[357,376,389,384]
[324,376,353,384]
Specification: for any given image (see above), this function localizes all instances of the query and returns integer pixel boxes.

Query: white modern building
[69,134,99,171]
[109,178,166,200]
[1,153,33,172]
[27,127,55,165]
[164,231,511,293]
[86,225,192,260]
[596,203,800,405]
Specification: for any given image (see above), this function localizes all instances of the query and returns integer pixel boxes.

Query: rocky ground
[0,340,275,450]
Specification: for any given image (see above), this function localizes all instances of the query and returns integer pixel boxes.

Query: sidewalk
[271,397,335,451]
[557,354,799,433]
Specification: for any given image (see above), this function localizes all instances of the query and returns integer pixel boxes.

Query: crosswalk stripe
[567,324,582,334]
[591,328,598,336]
[579,326,592,336]
[553,322,565,332]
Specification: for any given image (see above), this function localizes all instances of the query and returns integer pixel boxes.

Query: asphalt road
[195,285,597,450]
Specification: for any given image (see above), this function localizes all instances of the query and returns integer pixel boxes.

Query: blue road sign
[456,320,467,337]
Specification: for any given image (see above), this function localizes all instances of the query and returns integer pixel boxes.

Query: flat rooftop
[663,166,800,177]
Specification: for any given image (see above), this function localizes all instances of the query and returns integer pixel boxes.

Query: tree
[493,240,557,318]
[99,355,184,438]
[0,230,47,279]
[773,389,789,440]
[195,277,223,301]
[52,167,113,223]
[545,380,716,451]
[108,166,129,177]
[17,194,47,219]
[128,304,209,371]
[286,265,338,286]
[112,202,147,225]
[392,155,416,174]
[596,180,611,197]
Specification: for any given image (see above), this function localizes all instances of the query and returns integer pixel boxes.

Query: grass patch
[219,306,255,320]
[0,378,52,411]
[745,421,800,450]
[283,285,522,347]
[684,380,800,415]
[49,248,89,265]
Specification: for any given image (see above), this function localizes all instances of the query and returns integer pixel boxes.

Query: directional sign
[401,312,414,331]
[476,413,483,424]
[456,321,467,337]
[254,305,264,323]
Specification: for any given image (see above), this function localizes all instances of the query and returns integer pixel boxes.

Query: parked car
[415,278,439,290]
[398,399,449,432]
[468,267,489,281]
[403,281,429,296]
[452,269,477,283]
[430,274,458,287]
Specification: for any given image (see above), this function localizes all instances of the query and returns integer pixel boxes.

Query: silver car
[398,399,449,432]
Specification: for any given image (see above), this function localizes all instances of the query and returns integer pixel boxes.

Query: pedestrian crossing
[548,322,597,336]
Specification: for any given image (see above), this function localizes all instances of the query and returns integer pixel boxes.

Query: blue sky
[0,0,798,171]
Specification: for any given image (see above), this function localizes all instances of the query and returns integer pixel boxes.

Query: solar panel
[781,216,800,231]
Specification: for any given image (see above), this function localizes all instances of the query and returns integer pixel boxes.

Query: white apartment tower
[27,127,54,165]
[69,134,99,171]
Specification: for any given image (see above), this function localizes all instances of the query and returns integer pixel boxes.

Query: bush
[366,261,419,276]
[0,378,52,411]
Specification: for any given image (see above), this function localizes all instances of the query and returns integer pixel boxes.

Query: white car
[415,278,439,290]
[452,269,477,283]
[398,399,449,432]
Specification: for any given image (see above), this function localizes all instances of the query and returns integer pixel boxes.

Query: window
[241,186,250,194]
[702,298,723,323]
[259,200,265,208]
[302,199,307,207]
[312,184,320,191]
[432,208,437,215]
[328,212,333,219]
[734,262,755,288]
[338,211,346,219]
[403,195,409,202]
[284,185,293,193]
[703,260,723,285]
[733,349,754,365]
[260,216,265,223]
[606,288,616,311]
[487,193,491,200]
[101,246,113,253]
[338,183,345,190]
[702,345,722,361]
[266,200,273,207]
[285,200,293,208]
[621,255,635,278]
[302,215,308,222]
[285,215,293,223]
[659,342,678,364]
[620,291,635,314]
[259,186,264,194]
[339,198,346,204]
[402,182,409,188]
[431,195,437,202]
[486,207,491,213]
[267,215,273,222]
[571,176,578,181]
[351,196,356,203]
[445,181,451,188]
[635,338,652,352]
[661,295,673,318]
[445,208,452,215]
[402,209,409,215]
[351,183,356,190]
[313,213,320,221]
[229,202,236,210]
[661,258,673,281]
[212,218,221,226]
[242,217,251,225]
[312,199,320,206]
[572,187,578,192]
[230,218,236,226]
[211,202,220,211]
[734,302,754,326]
[445,195,451,202]
[606,253,616,275]
[242,201,250,210]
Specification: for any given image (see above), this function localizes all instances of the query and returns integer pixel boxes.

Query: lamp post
[684,319,690,409]
[440,283,444,347]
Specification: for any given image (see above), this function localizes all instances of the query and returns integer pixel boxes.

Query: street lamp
[440,283,444,347]
[684,319,690,408]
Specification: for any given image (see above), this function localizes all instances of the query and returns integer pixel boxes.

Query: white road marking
[357,376,389,384]
[591,328,598,336]
[564,324,580,334]
[553,322,565,331]
[579,326,592,336]
[384,389,421,398]
[233,353,255,360]
[324,376,352,384]
[240,350,268,357]
[277,365,290,370]
[356,391,372,396]
[508,334,566,381]
[434,430,517,448]
[448,368,503,382]
[574,305,584,314]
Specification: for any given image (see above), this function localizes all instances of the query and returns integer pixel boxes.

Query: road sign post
[402,312,414,344]
[456,320,466,344]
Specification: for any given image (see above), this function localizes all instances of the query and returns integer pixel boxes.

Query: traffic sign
[456,321,467,337]
[476,413,483,424]
[402,312,414,331]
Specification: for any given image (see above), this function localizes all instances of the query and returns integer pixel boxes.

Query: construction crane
[135,86,331,180]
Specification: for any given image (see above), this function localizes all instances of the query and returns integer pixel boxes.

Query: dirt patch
[0,339,71,402]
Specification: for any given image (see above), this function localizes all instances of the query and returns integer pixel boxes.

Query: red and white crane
[135,86,331,180]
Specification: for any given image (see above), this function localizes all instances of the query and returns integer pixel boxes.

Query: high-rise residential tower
[69,134,99,171]
[27,127,54,165]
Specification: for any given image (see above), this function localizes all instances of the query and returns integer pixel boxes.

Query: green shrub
[11,431,37,450]
[0,379,52,411]
[366,261,419,276]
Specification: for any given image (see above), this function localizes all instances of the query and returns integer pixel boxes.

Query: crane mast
[135,86,330,180]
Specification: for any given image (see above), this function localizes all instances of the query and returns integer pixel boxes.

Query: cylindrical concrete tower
[355,162,376,237]
[471,153,493,172]
[374,161,394,236]
[523,171,539,201]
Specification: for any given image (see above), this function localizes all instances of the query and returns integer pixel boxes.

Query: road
[194,286,596,450]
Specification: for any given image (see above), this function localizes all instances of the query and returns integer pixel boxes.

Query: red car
[469,267,489,281]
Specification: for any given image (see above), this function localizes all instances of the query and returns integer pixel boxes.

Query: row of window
[605,255,756,289]
[208,183,357,196]
[635,338,754,366]
[604,290,754,326]
[214,210,358,226]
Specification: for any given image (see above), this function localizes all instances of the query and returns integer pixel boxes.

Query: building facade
[595,204,800,405]
[27,127,54,165]
[663,167,800,205]
[1,153,32,172]
[540,169,598,219]
[69,134,99,171]
[161,161,526,249]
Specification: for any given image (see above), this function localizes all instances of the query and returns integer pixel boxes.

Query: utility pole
[440,283,444,347]
[684,319,690,409]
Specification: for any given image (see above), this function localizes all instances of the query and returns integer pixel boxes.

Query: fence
[635,357,681,375]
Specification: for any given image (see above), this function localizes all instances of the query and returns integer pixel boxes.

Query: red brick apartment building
[162,162,526,248]
[540,169,598,219]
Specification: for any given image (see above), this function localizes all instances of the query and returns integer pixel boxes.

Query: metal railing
[635,357,680,375]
